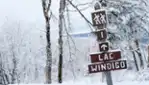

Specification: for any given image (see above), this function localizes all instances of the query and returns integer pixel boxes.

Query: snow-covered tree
[41,0,52,83]
[100,0,149,70]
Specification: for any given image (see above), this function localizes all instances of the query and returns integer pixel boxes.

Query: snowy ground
[9,81,149,85]
[9,68,149,85]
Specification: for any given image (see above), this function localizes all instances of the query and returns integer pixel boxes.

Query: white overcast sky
[0,0,94,33]
[0,0,51,23]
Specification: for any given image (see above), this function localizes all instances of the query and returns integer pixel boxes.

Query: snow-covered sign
[90,51,121,63]
[91,9,107,28]
[88,60,127,73]
[88,5,128,85]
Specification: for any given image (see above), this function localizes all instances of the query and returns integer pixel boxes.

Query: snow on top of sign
[108,7,120,13]
[90,49,121,55]
[91,8,107,13]
[99,40,110,44]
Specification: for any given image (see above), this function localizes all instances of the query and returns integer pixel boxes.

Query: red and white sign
[88,60,127,73]
[88,8,127,76]
[90,51,121,63]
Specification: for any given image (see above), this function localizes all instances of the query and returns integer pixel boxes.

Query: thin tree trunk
[58,0,65,83]
[134,39,144,68]
[45,15,52,84]
[128,17,140,71]
[11,58,17,84]
[41,0,52,84]
[129,45,139,71]
[11,45,17,84]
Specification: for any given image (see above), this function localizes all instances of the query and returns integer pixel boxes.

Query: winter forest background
[1,0,149,84]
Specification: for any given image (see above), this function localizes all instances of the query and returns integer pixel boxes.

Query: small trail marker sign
[91,10,107,28]
[94,29,107,41]
[99,42,109,52]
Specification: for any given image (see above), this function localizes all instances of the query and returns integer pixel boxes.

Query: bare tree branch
[67,0,94,31]
[47,0,52,12]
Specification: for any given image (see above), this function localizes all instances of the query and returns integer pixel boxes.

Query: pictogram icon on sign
[91,10,107,28]
[99,42,109,52]
[94,29,107,41]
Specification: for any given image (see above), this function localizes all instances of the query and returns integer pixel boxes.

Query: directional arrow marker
[99,42,109,52]
[101,44,107,50]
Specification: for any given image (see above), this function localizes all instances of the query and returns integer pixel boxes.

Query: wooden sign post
[88,2,127,85]
[92,5,113,85]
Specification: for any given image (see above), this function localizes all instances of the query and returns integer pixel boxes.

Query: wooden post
[94,2,113,85]
[88,2,127,85]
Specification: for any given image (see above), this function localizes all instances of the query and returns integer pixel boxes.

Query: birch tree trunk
[41,0,52,84]
[129,45,139,71]
[134,39,144,68]
[58,0,65,83]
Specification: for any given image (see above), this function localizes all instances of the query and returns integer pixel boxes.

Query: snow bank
[9,81,149,85]
[9,75,149,85]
